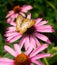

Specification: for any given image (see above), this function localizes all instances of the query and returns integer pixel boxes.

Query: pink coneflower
[4,13,54,50]
[0,44,53,65]
[6,5,33,23]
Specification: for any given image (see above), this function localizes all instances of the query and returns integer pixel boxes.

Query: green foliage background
[0,0,57,65]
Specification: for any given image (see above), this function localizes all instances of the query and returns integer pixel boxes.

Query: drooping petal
[30,44,48,57]
[14,44,21,54]
[24,36,30,50]
[34,32,51,44]
[4,45,17,57]
[19,36,26,49]
[32,35,41,46]
[6,33,22,43]
[30,35,36,49]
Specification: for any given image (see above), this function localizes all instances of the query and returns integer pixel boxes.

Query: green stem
[43,58,49,65]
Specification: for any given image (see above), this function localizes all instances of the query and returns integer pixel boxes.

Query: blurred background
[0,0,57,65]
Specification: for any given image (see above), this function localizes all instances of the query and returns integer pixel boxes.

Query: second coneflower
[0,44,53,65]
[4,13,54,50]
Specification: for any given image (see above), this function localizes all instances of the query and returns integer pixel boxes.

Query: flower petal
[35,18,42,25]
[24,36,30,50]
[34,32,51,44]
[19,12,25,17]
[0,62,14,65]
[6,10,14,18]
[19,36,26,49]
[31,60,44,65]
[25,43,33,55]
[4,45,17,57]
[27,13,31,19]
[6,33,22,43]
[37,20,48,26]
[31,53,53,60]
[21,5,33,12]
[30,63,34,65]
[30,44,48,57]
[30,35,36,49]
[14,44,21,54]
[0,58,14,62]
[32,35,41,46]
[6,27,16,31]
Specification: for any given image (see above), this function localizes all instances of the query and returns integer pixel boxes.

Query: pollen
[13,5,21,13]
[14,53,31,65]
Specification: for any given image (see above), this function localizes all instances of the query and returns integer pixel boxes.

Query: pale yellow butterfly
[16,15,35,34]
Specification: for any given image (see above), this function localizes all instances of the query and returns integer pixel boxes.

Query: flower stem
[43,58,49,65]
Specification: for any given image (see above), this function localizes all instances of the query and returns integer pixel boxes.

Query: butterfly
[16,15,35,34]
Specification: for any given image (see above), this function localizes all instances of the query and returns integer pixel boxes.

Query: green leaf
[4,53,14,59]
[47,44,57,64]
[0,34,4,56]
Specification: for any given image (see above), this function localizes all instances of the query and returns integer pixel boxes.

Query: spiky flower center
[24,26,36,35]
[14,53,31,65]
[13,5,21,13]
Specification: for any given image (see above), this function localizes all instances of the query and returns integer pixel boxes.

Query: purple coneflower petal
[19,36,26,48]
[32,35,41,46]
[37,20,48,26]
[6,33,22,43]
[27,13,31,19]
[6,10,14,18]
[30,44,48,57]
[4,46,17,57]
[25,42,33,55]
[9,22,16,26]
[4,32,19,37]
[19,12,25,17]
[32,60,44,65]
[34,32,51,44]
[31,53,53,60]
[30,63,34,65]
[0,58,14,62]
[30,35,36,49]
[36,28,54,33]
[35,18,42,25]
[0,62,14,65]
[21,5,33,12]
[14,44,21,54]
[6,27,16,31]
[24,36,30,50]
